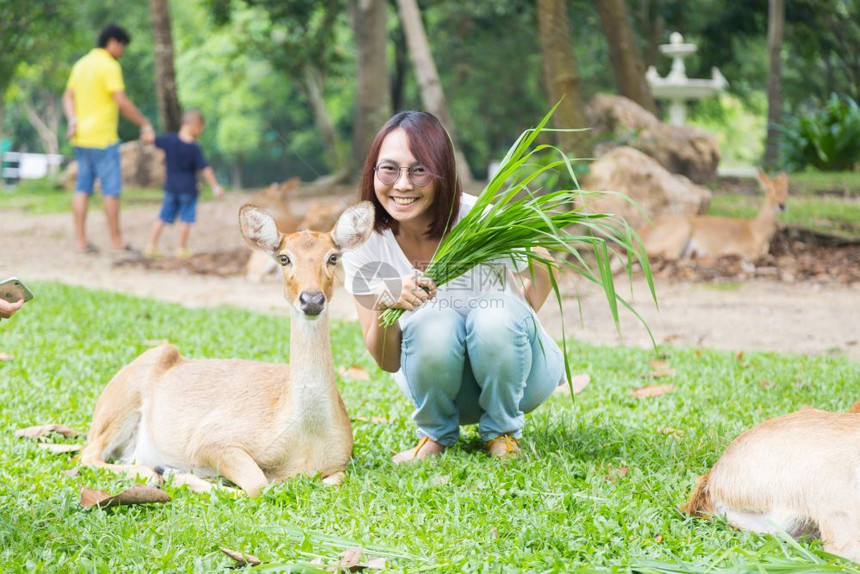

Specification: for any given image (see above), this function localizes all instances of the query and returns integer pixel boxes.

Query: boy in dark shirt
[144,109,223,259]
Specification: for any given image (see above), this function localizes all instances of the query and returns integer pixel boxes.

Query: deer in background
[681,402,860,562]
[640,170,789,260]
[80,202,375,496]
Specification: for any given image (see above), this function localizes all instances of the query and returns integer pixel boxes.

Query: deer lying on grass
[682,402,860,562]
[640,170,789,260]
[80,201,375,496]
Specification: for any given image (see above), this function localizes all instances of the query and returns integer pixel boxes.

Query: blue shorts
[74,143,121,197]
[159,193,197,224]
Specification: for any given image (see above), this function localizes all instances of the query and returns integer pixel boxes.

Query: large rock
[586,93,720,183]
[62,141,165,190]
[581,146,712,229]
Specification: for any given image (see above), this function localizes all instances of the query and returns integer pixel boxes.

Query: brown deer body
[80,202,376,496]
[682,406,860,561]
[641,170,789,260]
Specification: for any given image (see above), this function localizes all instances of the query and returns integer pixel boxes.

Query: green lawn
[0,178,164,214]
[1,283,858,572]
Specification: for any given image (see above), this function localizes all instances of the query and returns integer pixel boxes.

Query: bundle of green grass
[379,107,656,380]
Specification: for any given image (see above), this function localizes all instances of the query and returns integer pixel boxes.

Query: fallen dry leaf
[631,384,675,399]
[734,350,745,362]
[80,484,170,508]
[649,360,669,370]
[38,443,82,454]
[0,352,13,361]
[655,533,664,544]
[351,416,390,424]
[605,466,630,482]
[553,373,591,395]
[490,527,499,538]
[62,467,81,477]
[333,547,386,572]
[648,367,676,378]
[338,547,364,569]
[849,400,860,414]
[760,379,775,388]
[15,424,84,439]
[341,365,370,381]
[362,557,386,570]
[220,547,262,567]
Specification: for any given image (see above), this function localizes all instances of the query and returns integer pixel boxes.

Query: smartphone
[0,277,34,304]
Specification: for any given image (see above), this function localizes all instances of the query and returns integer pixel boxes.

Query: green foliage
[780,94,860,172]
[1,282,858,571]
[689,93,767,167]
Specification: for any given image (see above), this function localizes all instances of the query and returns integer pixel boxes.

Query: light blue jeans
[397,293,565,446]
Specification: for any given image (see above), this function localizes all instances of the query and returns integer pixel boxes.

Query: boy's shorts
[74,144,122,197]
[159,193,198,224]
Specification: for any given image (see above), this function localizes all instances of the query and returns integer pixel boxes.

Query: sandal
[111,244,140,255]
[392,436,446,464]
[487,434,521,459]
[76,242,99,254]
[174,248,193,259]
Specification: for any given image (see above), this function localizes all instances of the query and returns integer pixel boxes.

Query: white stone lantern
[646,32,728,127]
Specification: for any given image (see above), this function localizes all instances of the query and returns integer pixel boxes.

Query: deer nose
[778,202,787,212]
[299,291,326,316]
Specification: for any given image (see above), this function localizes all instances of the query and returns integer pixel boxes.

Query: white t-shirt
[342,193,534,325]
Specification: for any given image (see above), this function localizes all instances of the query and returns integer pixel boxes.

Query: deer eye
[278,254,291,266]
[327,254,339,266]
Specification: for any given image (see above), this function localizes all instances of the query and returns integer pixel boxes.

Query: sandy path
[2,190,858,360]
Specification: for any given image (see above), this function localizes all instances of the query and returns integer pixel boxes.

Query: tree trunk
[595,0,658,115]
[150,0,183,132]
[536,0,588,158]
[23,92,61,169]
[395,0,474,186]
[350,0,392,176]
[765,0,784,169]
[391,24,408,112]
[634,0,664,68]
[303,64,343,171]
[231,160,243,190]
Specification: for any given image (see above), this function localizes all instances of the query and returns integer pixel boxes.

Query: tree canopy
[2,0,857,186]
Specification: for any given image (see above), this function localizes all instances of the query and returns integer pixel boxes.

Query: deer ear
[331,201,375,251]
[239,205,282,255]
[757,169,770,184]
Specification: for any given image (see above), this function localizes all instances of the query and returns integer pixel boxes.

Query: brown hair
[358,111,462,239]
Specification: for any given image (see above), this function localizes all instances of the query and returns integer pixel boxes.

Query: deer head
[239,201,375,318]
[758,170,790,213]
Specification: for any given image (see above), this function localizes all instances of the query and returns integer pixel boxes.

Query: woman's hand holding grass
[380,275,436,312]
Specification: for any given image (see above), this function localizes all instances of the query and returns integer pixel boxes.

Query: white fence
[2,152,65,181]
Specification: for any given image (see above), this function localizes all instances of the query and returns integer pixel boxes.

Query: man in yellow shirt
[63,24,155,254]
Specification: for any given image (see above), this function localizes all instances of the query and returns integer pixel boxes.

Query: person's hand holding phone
[0,298,23,319]
[0,278,33,320]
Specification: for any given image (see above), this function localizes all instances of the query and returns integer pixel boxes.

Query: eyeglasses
[374,162,432,187]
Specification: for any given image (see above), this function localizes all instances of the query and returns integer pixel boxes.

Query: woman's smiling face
[374,128,436,230]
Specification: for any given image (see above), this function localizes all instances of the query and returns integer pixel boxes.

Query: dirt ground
[1,186,858,361]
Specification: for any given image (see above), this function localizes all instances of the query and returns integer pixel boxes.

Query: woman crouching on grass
[342,111,565,463]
